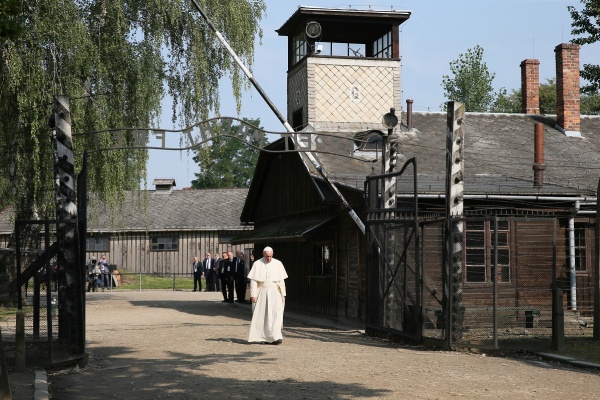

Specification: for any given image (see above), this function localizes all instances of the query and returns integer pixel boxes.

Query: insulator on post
[388,142,398,170]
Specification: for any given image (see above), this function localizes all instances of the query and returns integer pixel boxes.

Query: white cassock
[247,257,288,343]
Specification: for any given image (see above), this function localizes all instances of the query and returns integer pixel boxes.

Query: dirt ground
[42,291,599,399]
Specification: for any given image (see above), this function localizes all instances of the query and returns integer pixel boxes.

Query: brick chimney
[555,43,581,136]
[520,59,540,114]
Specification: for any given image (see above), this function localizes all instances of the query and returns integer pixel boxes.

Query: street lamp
[382,108,398,134]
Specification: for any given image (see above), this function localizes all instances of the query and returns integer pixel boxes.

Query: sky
[146,0,600,189]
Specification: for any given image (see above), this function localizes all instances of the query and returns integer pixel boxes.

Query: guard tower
[277,7,411,133]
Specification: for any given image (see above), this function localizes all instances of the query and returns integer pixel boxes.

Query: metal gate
[14,218,85,367]
[15,220,59,366]
[364,158,422,342]
[363,155,572,349]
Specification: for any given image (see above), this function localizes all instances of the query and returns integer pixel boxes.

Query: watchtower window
[277,7,410,68]
[372,31,392,59]
[293,33,307,64]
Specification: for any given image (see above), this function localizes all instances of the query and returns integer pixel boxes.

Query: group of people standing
[87,254,111,292]
[192,249,253,304]
[192,246,288,345]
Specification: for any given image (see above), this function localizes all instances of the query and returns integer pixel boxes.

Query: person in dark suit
[233,251,247,303]
[224,251,236,303]
[192,256,203,292]
[203,252,215,291]
[213,251,222,292]
[219,251,233,302]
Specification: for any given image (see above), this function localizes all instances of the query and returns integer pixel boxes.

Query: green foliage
[191,118,265,189]
[569,0,600,92]
[441,45,496,112]
[0,0,266,220]
[491,79,559,115]
[491,88,521,113]
[536,77,600,115]
[581,91,600,114]
[0,0,21,40]
[539,79,557,115]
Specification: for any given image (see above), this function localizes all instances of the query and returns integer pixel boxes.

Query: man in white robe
[247,246,288,344]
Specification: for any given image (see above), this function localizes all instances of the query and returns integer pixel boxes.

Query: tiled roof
[85,188,250,232]
[0,188,249,235]
[308,112,600,197]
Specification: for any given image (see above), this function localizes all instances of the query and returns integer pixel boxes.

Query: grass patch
[561,337,600,365]
[0,306,17,321]
[113,270,204,291]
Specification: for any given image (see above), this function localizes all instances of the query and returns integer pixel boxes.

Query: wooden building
[84,179,253,274]
[233,7,600,332]
[0,180,253,276]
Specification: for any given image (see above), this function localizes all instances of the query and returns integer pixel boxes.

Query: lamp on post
[381,108,398,174]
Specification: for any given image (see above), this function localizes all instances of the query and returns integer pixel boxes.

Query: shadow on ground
[49,345,392,399]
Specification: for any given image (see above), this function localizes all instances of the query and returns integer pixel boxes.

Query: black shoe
[228,300,234,303]
[271,339,282,345]
[222,300,228,302]
[192,290,196,292]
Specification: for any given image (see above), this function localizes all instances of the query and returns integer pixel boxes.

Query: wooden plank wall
[253,235,341,317]
[338,215,364,320]
[252,152,324,222]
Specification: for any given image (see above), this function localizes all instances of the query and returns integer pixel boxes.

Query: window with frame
[372,31,392,59]
[151,236,178,251]
[574,222,587,272]
[313,244,333,276]
[465,220,511,283]
[86,236,109,252]
[293,33,307,64]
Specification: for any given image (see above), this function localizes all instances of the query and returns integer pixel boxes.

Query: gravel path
[48,291,600,399]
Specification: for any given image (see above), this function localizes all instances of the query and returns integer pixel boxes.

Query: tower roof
[276,6,411,44]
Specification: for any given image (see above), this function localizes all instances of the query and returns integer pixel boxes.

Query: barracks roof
[307,112,600,197]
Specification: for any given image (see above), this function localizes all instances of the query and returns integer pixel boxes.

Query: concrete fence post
[15,310,25,372]
[552,288,565,351]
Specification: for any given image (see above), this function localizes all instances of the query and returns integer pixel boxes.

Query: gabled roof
[86,188,249,233]
[240,111,600,225]
[240,138,334,222]
[0,188,249,235]
[308,112,600,197]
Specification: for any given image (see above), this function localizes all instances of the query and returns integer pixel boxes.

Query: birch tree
[0,0,266,302]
